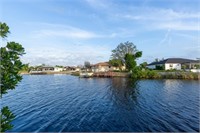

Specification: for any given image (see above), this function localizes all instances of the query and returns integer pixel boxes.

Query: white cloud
[115,7,199,31]
[32,24,101,39]
[29,22,120,39]
[158,29,171,46]
[21,44,111,66]
[122,8,200,20]
[34,29,99,39]
[156,21,198,31]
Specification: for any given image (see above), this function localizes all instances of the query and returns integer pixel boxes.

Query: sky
[1,0,200,66]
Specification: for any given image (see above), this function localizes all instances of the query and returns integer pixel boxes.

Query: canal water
[1,75,199,132]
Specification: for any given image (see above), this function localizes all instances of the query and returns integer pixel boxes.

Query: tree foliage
[140,62,148,69]
[124,53,137,71]
[124,51,142,72]
[109,59,122,67]
[1,42,25,94]
[0,107,15,131]
[84,61,91,68]
[0,22,10,38]
[0,22,25,132]
[111,41,140,63]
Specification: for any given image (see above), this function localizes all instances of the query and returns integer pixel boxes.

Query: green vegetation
[71,71,80,76]
[0,22,25,132]
[110,41,142,74]
[109,59,123,70]
[134,69,199,80]
[110,41,142,71]
[110,41,199,80]
[55,65,64,68]
[139,62,148,69]
[20,63,31,73]
[136,69,160,79]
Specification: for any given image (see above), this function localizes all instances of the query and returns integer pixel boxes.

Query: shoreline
[20,71,200,80]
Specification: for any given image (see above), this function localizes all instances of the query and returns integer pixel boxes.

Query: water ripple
[1,75,199,132]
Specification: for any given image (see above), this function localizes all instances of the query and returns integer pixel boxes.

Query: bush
[131,68,160,79]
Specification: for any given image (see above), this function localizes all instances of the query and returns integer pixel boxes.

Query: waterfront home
[30,66,63,73]
[91,62,124,72]
[63,66,76,71]
[54,67,63,72]
[91,62,110,72]
[147,58,200,72]
[35,66,54,71]
[63,66,80,72]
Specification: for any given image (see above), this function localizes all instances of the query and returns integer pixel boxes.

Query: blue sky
[1,0,200,66]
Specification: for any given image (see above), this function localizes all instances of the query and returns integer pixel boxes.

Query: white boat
[79,72,93,78]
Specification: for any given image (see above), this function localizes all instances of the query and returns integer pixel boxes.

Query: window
[169,64,173,67]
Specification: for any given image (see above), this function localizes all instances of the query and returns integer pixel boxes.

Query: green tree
[124,51,142,72]
[111,41,139,64]
[0,22,10,38]
[0,22,25,132]
[21,63,30,72]
[109,59,123,69]
[140,62,148,69]
[124,53,136,71]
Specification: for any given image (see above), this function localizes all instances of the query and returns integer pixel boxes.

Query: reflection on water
[109,78,139,110]
[1,75,199,132]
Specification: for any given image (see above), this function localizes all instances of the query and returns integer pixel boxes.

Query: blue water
[1,75,199,132]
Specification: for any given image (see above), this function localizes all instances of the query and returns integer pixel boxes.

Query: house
[63,66,81,72]
[75,67,80,72]
[54,67,63,72]
[35,66,54,71]
[91,62,124,72]
[31,66,63,72]
[91,62,111,72]
[63,66,76,71]
[147,58,199,71]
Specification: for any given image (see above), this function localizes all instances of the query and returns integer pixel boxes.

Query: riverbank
[158,71,200,80]
[86,71,200,80]
[19,71,73,75]
[20,71,200,80]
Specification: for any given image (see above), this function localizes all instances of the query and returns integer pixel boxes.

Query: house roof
[92,62,110,67]
[148,58,198,66]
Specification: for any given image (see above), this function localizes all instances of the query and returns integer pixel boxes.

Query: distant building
[31,66,63,72]
[147,58,200,71]
[63,66,80,72]
[54,67,63,72]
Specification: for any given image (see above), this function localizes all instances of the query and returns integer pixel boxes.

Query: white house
[92,62,111,72]
[54,67,63,72]
[147,58,199,71]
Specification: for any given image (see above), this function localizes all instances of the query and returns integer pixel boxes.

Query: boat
[79,72,93,78]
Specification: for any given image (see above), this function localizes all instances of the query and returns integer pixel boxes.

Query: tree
[109,59,122,68]
[140,62,148,69]
[21,63,30,72]
[125,51,142,72]
[111,41,140,64]
[0,22,25,132]
[84,61,91,68]
[0,22,10,38]
[124,53,136,71]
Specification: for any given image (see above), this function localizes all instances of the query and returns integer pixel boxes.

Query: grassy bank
[19,71,73,75]
[20,70,200,80]
[133,70,200,80]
